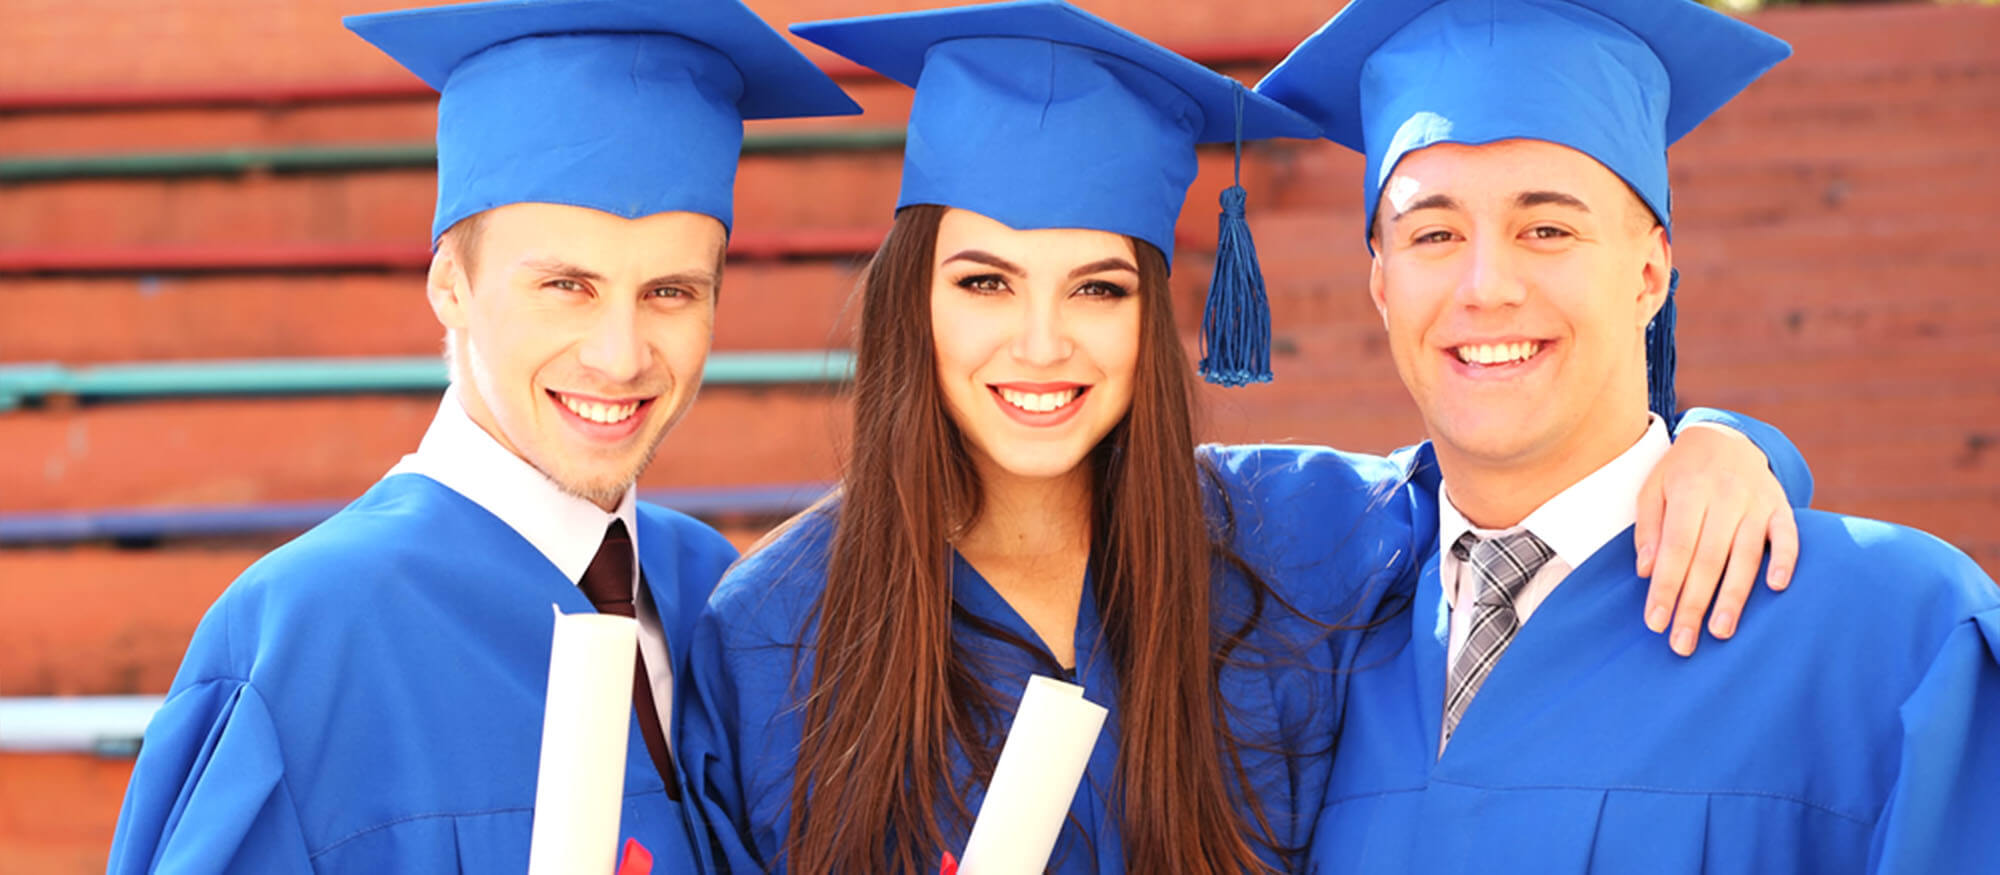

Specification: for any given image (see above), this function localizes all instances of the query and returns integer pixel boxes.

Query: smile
[1454,340,1543,367]
[996,386,1084,413]
[988,383,1090,427]
[550,390,645,425]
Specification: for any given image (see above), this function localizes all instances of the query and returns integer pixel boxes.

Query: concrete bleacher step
[2,389,853,510]
[0,751,131,871]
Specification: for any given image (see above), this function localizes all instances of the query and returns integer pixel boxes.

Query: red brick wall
[2,2,1995,870]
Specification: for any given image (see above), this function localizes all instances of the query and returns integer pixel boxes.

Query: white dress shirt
[1437,415,1671,669]
[386,386,674,739]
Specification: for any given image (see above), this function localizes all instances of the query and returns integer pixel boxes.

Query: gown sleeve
[106,678,314,875]
[1673,406,1815,508]
[682,604,765,873]
[1867,605,2000,873]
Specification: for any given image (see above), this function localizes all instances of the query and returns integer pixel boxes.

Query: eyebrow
[1515,190,1591,212]
[941,249,1023,275]
[1390,193,1461,224]
[1067,257,1139,280]
[643,269,720,290]
[522,258,718,290]
[522,258,605,283]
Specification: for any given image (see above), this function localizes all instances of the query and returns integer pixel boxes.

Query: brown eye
[957,274,1008,294]
[1075,280,1130,299]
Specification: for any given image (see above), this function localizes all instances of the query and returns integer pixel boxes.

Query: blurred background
[1,0,1994,869]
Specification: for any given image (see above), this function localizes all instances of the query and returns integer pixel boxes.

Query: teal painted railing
[0,351,854,412]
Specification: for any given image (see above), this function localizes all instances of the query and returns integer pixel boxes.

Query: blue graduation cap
[345,0,861,244]
[1255,0,1790,416]
[793,0,1322,386]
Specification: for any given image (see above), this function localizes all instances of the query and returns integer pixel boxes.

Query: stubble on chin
[547,422,671,509]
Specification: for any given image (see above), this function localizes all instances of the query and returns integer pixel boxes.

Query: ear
[426,245,471,332]
[1636,224,1673,326]
[1368,248,1391,329]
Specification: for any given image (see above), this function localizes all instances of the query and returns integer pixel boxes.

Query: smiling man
[1258,0,2000,871]
[105,1,856,872]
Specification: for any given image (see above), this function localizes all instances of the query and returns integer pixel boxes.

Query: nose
[575,299,651,384]
[1008,292,1075,368]
[1455,233,1528,311]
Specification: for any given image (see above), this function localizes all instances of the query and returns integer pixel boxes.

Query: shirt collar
[386,385,638,584]
[1438,413,1670,582]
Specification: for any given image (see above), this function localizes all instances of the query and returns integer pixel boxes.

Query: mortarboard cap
[1255,0,1791,416]
[793,0,1322,386]
[346,0,861,244]
[1256,0,1790,239]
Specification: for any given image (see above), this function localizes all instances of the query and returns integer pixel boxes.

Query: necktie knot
[1455,530,1555,610]
[580,519,636,617]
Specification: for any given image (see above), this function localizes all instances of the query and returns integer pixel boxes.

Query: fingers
[1634,468,1667,579]
[1706,507,1770,640]
[1642,493,1705,638]
[1668,499,1743,657]
[1765,503,1799,592]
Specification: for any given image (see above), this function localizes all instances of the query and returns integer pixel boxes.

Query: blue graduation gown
[1310,443,2000,874]
[682,444,1472,873]
[106,473,739,873]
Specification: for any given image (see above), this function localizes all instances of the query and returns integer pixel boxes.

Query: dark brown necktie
[577,519,680,799]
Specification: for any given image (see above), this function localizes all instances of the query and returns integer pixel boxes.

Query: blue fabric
[790,0,1317,263]
[1308,443,2000,874]
[685,445,1415,872]
[107,474,741,874]
[344,0,860,242]
[1255,0,1791,239]
[682,408,1805,870]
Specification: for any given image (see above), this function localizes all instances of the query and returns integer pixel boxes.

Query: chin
[553,469,637,508]
[985,447,1093,482]
[1432,417,1552,467]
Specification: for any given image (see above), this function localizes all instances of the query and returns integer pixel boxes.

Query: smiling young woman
[787,201,1291,872]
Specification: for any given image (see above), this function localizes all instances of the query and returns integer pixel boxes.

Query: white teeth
[997,387,1081,414]
[558,394,640,424]
[1455,341,1541,366]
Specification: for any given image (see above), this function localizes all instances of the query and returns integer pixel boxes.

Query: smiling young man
[105,1,856,872]
[1258,0,2000,871]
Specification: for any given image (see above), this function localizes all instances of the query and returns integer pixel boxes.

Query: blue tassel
[1198,86,1273,387]
[1646,268,1678,420]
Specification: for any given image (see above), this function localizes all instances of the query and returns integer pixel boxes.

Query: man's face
[429,202,723,509]
[1370,139,1670,478]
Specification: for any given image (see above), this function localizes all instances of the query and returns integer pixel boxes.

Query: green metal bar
[0,130,908,182]
[0,351,853,409]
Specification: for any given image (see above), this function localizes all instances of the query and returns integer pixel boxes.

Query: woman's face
[929,208,1143,483]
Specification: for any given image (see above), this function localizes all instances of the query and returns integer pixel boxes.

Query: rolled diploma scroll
[957,675,1109,875]
[528,607,638,875]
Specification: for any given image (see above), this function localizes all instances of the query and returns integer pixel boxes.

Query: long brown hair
[786,204,1284,873]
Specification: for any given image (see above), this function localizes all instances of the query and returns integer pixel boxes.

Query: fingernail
[1770,570,1791,591]
[1636,544,1654,566]
[1672,628,1696,656]
[1709,611,1735,639]
[1646,605,1670,633]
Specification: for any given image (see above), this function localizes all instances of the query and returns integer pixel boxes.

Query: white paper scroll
[957,675,1110,875]
[528,607,637,875]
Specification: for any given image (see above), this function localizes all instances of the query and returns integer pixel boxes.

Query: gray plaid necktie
[1441,529,1555,753]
